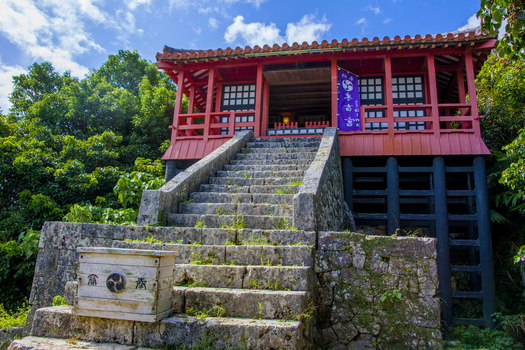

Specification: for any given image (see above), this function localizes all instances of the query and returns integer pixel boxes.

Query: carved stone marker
[72,247,176,322]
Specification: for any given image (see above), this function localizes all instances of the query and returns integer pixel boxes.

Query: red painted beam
[384,55,394,139]
[427,54,441,140]
[203,67,215,142]
[331,57,337,128]
[254,63,263,137]
[261,81,269,137]
[465,51,481,138]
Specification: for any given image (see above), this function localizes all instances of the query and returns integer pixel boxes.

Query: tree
[478,0,525,59]
[0,51,176,310]
[476,54,525,151]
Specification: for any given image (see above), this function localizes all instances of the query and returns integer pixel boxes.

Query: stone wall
[137,130,254,226]
[293,128,355,232]
[314,231,442,350]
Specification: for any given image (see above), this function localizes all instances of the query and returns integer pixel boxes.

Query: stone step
[229,159,312,166]
[198,184,300,195]
[27,307,310,349]
[179,202,293,217]
[247,147,318,154]
[199,184,250,193]
[252,137,322,143]
[250,185,300,194]
[216,170,306,178]
[168,213,295,230]
[210,177,302,186]
[112,240,314,266]
[9,336,150,350]
[174,264,312,291]
[175,286,309,319]
[223,164,310,171]
[189,192,295,205]
[235,152,317,160]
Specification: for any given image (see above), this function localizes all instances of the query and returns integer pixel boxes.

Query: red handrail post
[331,56,338,129]
[385,55,394,139]
[427,54,441,138]
[254,63,263,137]
[203,67,215,142]
[465,51,481,138]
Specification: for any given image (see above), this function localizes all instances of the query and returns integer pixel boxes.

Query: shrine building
[156,28,497,330]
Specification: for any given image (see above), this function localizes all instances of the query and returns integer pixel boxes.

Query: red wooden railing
[306,121,330,128]
[353,102,481,137]
[169,111,257,141]
[274,122,298,129]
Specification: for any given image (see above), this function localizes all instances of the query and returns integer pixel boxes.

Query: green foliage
[0,51,177,308]
[380,289,402,303]
[0,303,30,330]
[478,0,525,59]
[52,295,68,307]
[477,55,525,152]
[446,324,521,349]
[0,231,39,311]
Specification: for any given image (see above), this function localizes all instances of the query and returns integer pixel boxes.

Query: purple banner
[337,69,361,131]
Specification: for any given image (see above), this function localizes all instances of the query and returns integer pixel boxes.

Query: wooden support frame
[342,158,353,212]
[473,156,496,329]
[434,156,452,333]
[386,157,400,236]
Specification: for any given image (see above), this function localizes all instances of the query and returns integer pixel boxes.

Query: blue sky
[0,0,482,110]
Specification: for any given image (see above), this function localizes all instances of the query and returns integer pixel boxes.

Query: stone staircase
[161,137,321,348]
[15,137,322,350]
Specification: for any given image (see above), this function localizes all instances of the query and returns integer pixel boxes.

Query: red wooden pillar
[254,63,264,137]
[331,57,338,128]
[427,54,441,138]
[457,68,468,129]
[203,67,215,142]
[215,83,222,113]
[261,81,269,137]
[384,55,394,138]
[188,84,195,117]
[465,51,481,138]
[172,70,186,140]
[214,83,223,134]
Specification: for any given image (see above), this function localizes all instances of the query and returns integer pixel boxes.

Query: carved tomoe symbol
[106,273,126,293]
[87,274,98,286]
[135,277,147,290]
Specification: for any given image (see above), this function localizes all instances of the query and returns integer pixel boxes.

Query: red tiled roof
[157,28,495,62]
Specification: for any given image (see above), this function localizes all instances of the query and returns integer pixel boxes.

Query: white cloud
[457,13,481,32]
[457,13,507,39]
[355,17,369,34]
[125,0,152,11]
[285,15,331,44]
[224,15,283,47]
[367,5,382,15]
[383,18,392,24]
[169,0,192,10]
[199,7,213,15]
[193,27,202,35]
[209,18,220,30]
[220,0,268,8]
[224,14,331,47]
[0,0,147,111]
[0,60,26,111]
